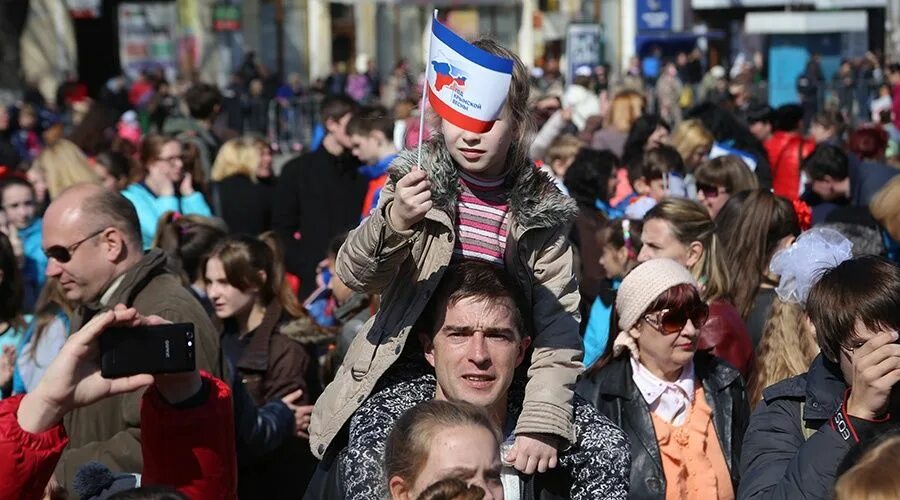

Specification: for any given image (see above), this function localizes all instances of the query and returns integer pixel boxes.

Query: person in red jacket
[765,104,815,200]
[0,306,237,500]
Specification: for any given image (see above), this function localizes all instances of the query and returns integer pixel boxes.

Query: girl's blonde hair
[644,198,732,302]
[870,176,900,241]
[606,90,645,133]
[210,137,261,182]
[670,119,714,167]
[32,139,99,198]
[747,299,818,407]
[834,434,900,500]
[385,400,500,487]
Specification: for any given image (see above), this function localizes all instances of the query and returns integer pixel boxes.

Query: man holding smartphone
[739,256,900,499]
[40,183,223,491]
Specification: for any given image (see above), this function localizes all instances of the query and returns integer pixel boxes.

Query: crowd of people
[1,33,900,500]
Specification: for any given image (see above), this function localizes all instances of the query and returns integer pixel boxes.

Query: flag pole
[416,9,438,169]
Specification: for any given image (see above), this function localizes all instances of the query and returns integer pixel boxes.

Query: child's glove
[388,168,432,231]
[505,433,560,475]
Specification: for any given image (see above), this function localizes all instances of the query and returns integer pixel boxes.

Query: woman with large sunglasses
[578,258,750,500]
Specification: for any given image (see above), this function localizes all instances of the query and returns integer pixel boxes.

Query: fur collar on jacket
[389,135,578,231]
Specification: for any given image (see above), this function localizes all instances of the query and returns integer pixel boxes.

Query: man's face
[327,113,354,150]
[749,121,771,142]
[42,208,116,304]
[350,132,382,165]
[424,296,531,413]
[810,176,838,201]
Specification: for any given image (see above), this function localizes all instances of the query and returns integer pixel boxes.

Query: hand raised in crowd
[505,433,560,475]
[846,329,900,420]
[388,168,432,232]
[16,306,159,434]
[281,388,314,439]
[179,172,195,197]
[0,345,15,389]
[145,167,175,197]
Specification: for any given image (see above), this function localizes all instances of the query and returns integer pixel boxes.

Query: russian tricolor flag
[426,18,513,133]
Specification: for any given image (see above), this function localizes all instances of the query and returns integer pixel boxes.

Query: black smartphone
[100,323,196,378]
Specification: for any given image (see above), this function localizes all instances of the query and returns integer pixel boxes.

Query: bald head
[47,182,142,248]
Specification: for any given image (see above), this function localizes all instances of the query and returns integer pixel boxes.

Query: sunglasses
[696,182,726,199]
[44,228,106,263]
[644,305,710,335]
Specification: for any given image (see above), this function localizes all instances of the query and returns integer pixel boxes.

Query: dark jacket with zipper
[737,354,896,499]
[577,351,749,499]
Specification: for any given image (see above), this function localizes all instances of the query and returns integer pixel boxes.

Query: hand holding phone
[17,307,156,433]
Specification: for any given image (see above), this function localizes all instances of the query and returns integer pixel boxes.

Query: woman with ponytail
[722,190,801,347]
[639,198,754,377]
[203,235,330,497]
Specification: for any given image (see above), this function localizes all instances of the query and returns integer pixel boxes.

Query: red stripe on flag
[428,91,495,133]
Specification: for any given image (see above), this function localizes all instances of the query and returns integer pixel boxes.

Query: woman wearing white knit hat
[577,258,750,500]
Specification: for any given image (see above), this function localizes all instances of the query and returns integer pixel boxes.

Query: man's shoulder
[131,273,213,325]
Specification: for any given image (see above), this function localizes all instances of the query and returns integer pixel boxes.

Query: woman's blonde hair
[385,400,500,488]
[644,198,732,302]
[32,139,99,199]
[834,434,900,500]
[747,299,818,407]
[210,137,261,182]
[670,119,714,167]
[694,155,759,194]
[870,176,900,241]
[606,90,645,133]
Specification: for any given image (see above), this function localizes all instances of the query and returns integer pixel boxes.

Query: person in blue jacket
[122,134,211,249]
[0,176,46,311]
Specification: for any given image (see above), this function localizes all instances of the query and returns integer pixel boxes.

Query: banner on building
[213,3,241,32]
[637,0,674,31]
[118,3,178,81]
[565,24,603,85]
[67,0,102,19]
[426,17,513,133]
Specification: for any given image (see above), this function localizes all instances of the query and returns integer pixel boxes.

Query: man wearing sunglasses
[40,183,222,492]
[739,257,900,499]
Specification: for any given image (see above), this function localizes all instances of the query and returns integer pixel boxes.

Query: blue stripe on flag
[432,20,514,74]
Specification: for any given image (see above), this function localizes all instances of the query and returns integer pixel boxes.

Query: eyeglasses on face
[158,155,183,164]
[643,304,710,335]
[44,228,106,263]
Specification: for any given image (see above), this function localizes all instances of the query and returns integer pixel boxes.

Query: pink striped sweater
[452,169,511,266]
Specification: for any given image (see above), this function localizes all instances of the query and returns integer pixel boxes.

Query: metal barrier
[267,95,325,154]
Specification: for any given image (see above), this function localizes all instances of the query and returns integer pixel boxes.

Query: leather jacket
[577,352,750,499]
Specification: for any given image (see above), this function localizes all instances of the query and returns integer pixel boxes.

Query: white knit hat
[616,258,697,332]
